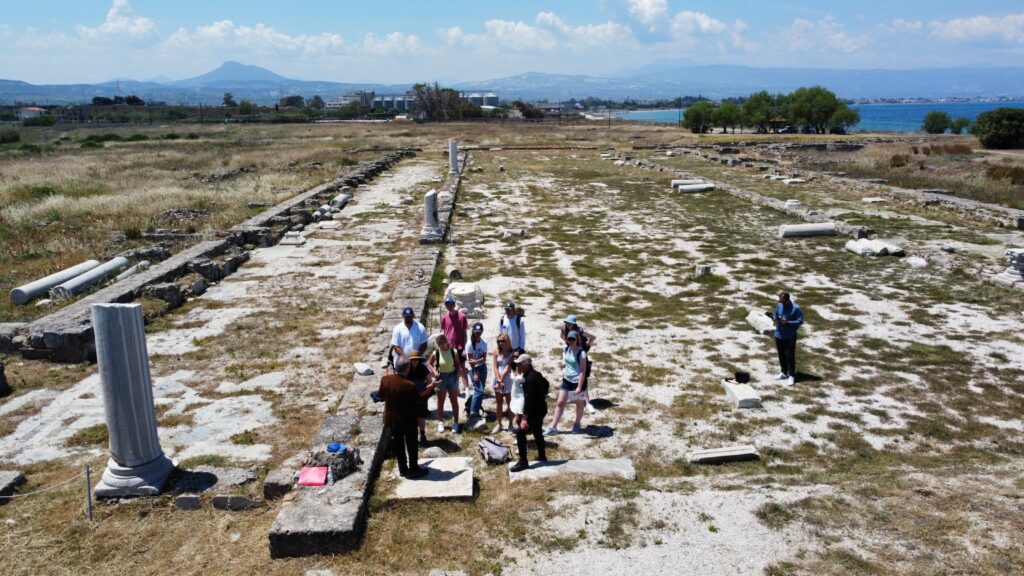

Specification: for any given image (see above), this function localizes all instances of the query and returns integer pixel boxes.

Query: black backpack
[566,346,593,381]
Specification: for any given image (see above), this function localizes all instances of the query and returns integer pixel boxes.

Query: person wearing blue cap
[560,314,597,412]
[390,307,428,370]
[440,295,469,394]
[465,322,488,419]
[546,329,589,435]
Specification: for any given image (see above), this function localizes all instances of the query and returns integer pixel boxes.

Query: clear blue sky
[2,0,1023,83]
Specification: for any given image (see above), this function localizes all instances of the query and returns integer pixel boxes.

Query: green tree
[222,92,238,107]
[715,102,742,133]
[922,110,952,134]
[238,100,253,115]
[683,101,715,133]
[742,91,773,133]
[972,107,1024,149]
[828,106,861,134]
[950,117,971,135]
[125,95,145,106]
[308,95,325,110]
[279,95,305,108]
[787,86,844,134]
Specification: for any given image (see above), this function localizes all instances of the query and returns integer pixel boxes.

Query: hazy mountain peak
[175,61,292,87]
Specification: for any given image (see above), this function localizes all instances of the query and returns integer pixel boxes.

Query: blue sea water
[613,101,1024,132]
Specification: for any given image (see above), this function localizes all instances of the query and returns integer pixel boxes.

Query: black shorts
[561,378,587,393]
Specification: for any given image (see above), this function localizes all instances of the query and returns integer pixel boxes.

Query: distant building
[18,106,46,121]
[372,93,414,112]
[327,90,375,110]
[482,92,499,106]
[460,91,498,107]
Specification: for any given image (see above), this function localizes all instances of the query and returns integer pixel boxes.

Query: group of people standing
[382,298,598,474]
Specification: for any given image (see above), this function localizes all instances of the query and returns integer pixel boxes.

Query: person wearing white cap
[546,329,588,435]
[510,354,549,473]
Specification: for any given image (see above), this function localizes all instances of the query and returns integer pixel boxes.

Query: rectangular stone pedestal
[687,445,760,464]
[390,457,473,501]
[722,379,761,408]
[508,458,635,483]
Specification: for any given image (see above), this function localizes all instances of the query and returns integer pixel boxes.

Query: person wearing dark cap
[378,356,436,478]
[390,307,427,370]
[440,295,469,395]
[465,322,488,419]
[510,354,549,473]
[772,292,804,387]
[498,301,526,353]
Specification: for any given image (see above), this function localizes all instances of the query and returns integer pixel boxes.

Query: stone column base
[94,454,174,498]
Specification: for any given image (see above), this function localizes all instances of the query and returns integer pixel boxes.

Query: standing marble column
[420,190,443,243]
[448,139,459,175]
[91,303,174,498]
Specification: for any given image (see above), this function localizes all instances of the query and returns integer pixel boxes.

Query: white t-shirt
[467,339,488,363]
[391,320,427,361]
[499,314,526,351]
[510,374,525,414]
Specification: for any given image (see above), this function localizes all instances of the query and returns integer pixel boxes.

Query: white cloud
[440,26,464,45]
[535,11,636,49]
[628,0,668,27]
[888,18,924,33]
[164,20,344,55]
[671,11,728,37]
[362,32,421,55]
[483,19,558,51]
[929,14,1024,44]
[786,16,869,54]
[77,0,155,40]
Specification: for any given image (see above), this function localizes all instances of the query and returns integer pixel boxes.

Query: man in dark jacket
[772,292,804,386]
[511,354,549,472]
[379,357,436,478]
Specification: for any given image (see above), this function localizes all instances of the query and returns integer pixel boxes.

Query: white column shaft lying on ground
[92,303,173,497]
[10,260,100,305]
[676,183,716,193]
[421,190,443,240]
[778,223,836,238]
[115,260,150,282]
[448,139,459,174]
[670,179,705,187]
[50,257,128,299]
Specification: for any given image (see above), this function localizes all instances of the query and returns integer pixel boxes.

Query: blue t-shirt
[563,347,588,384]
[773,302,804,339]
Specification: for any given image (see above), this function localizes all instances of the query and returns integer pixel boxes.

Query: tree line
[683,86,861,134]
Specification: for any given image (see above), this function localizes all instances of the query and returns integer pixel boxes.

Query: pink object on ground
[296,466,328,487]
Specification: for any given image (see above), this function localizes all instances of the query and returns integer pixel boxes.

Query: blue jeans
[469,365,487,415]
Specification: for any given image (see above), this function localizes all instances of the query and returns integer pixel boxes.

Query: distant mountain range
[3,60,1024,105]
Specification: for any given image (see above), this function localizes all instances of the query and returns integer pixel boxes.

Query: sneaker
[406,467,429,479]
[786,376,795,387]
[453,422,461,433]
[509,461,530,473]
[775,372,788,380]
[585,402,595,414]
[492,423,503,434]
[507,424,514,433]
[436,422,445,433]
[544,427,558,436]
[571,424,582,434]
